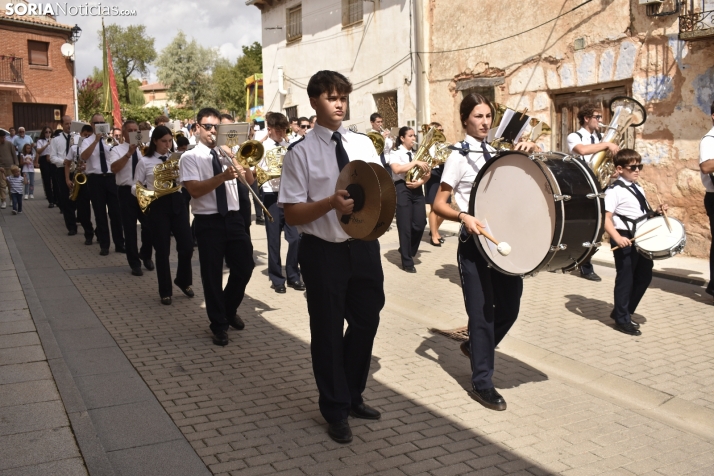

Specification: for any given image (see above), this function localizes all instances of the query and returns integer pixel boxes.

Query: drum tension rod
[582,241,602,248]
[550,244,567,252]
[586,192,606,199]
[553,194,571,201]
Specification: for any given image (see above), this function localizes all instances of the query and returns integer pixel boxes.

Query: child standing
[6,165,26,214]
[604,149,667,336]
[20,143,35,199]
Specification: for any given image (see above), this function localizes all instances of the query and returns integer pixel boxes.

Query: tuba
[136,154,182,213]
[590,96,646,188]
[367,131,385,155]
[405,125,448,183]
[256,146,287,187]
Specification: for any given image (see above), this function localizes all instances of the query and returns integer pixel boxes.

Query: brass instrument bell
[256,146,286,187]
[405,126,448,183]
[367,131,385,155]
[136,153,182,213]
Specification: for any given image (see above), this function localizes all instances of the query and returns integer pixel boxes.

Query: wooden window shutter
[28,41,49,66]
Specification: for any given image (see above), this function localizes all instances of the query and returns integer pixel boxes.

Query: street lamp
[69,24,81,121]
[70,24,82,42]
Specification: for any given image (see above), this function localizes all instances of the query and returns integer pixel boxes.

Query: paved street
[1,185,713,475]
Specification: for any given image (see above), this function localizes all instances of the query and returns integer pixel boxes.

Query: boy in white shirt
[699,100,714,298]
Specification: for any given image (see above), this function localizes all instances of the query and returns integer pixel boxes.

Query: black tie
[64,133,70,154]
[590,135,595,144]
[407,151,412,162]
[131,151,139,179]
[211,149,228,216]
[159,155,167,162]
[99,141,108,173]
[332,131,350,171]
[481,141,492,161]
[629,184,650,213]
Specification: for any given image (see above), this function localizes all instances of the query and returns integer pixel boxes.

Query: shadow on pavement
[434,263,461,286]
[564,294,648,326]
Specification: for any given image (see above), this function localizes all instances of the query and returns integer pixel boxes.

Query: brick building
[0,6,75,131]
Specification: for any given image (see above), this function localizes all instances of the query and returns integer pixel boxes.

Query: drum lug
[562,156,572,162]
[586,192,606,199]
[550,244,567,252]
[582,241,601,248]
[553,194,571,202]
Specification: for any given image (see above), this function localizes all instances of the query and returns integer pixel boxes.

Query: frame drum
[633,216,686,260]
[468,151,605,276]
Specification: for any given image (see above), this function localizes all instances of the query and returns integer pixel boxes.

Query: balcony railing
[679,9,714,40]
[0,57,24,84]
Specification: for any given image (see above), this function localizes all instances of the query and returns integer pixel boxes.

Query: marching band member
[280,71,384,444]
[109,120,154,277]
[48,117,78,235]
[220,114,255,235]
[291,117,310,143]
[180,108,255,346]
[566,103,620,282]
[701,100,714,300]
[36,126,57,208]
[257,112,304,294]
[425,122,448,247]
[604,149,666,335]
[390,126,430,273]
[79,114,126,256]
[64,125,95,245]
[133,126,193,305]
[433,93,533,411]
[368,113,393,155]
[288,117,300,142]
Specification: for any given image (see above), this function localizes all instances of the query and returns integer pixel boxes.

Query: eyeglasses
[624,164,644,171]
[299,125,309,129]
[592,115,603,120]
[199,123,218,131]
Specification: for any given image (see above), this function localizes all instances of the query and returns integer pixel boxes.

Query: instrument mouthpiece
[496,242,512,256]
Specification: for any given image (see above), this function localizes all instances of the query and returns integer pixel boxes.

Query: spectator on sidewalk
[0,130,18,209]
[700,100,714,299]
[20,143,35,199]
[6,165,26,214]
[12,127,33,163]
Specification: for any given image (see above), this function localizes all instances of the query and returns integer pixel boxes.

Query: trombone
[211,134,274,222]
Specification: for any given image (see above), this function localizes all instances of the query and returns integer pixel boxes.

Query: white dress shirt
[257,138,288,193]
[390,145,417,182]
[79,136,113,175]
[48,133,75,168]
[132,152,174,195]
[108,142,144,186]
[179,141,240,215]
[440,135,495,212]
[699,126,714,193]
[604,177,651,231]
[567,127,601,167]
[278,123,380,242]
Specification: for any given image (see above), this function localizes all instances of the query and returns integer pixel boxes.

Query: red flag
[106,44,122,128]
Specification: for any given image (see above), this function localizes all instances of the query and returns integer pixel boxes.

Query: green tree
[156,31,218,109]
[99,24,156,104]
[213,42,263,120]
[120,104,163,124]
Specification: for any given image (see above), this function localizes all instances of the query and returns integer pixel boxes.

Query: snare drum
[468,151,604,276]
[633,216,686,260]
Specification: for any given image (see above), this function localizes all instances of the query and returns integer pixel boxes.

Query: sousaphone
[335,160,397,240]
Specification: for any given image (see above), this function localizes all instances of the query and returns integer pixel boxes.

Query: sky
[51,0,262,81]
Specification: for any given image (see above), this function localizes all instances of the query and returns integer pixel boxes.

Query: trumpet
[211,134,274,222]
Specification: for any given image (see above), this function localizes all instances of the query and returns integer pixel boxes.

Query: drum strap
[574,131,602,142]
[610,180,656,235]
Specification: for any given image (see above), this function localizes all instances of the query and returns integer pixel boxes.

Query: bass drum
[467,151,605,276]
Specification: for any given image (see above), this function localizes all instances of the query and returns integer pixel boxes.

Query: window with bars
[28,41,49,66]
[284,106,297,120]
[342,0,363,27]
[286,4,302,42]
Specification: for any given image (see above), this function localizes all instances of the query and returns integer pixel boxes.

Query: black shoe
[705,285,714,297]
[131,267,143,277]
[115,245,126,253]
[460,341,470,358]
[143,258,155,271]
[470,387,507,411]
[255,217,266,225]
[48,203,54,209]
[84,238,93,245]
[429,236,442,247]
[580,272,602,282]
[439,237,445,244]
[227,313,245,330]
[403,266,416,273]
[67,229,77,236]
[610,311,640,329]
[174,279,194,297]
[161,296,172,305]
[287,280,306,291]
[350,403,381,420]
[212,330,229,346]
[615,322,641,336]
[327,419,353,444]
[99,248,109,256]
[271,284,287,294]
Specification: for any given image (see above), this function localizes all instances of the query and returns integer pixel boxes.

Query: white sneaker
[29,194,34,199]
[12,210,17,215]
[24,194,28,199]
[0,201,6,209]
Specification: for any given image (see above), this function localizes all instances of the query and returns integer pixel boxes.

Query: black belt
[301,233,354,243]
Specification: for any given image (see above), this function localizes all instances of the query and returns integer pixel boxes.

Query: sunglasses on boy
[623,164,644,171]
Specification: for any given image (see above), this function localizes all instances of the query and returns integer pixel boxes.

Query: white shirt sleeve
[178,153,201,183]
[277,147,309,205]
[700,135,714,165]
[131,160,146,196]
[604,187,619,214]
[566,132,581,154]
[440,150,462,189]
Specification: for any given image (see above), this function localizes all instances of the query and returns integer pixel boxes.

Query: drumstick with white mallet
[475,224,512,256]
[655,191,672,233]
[610,225,661,251]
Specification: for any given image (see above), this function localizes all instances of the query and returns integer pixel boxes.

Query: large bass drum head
[470,151,556,275]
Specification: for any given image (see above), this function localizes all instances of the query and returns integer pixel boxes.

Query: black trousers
[458,235,522,390]
[38,156,55,204]
[579,257,596,275]
[611,230,653,325]
[263,192,300,286]
[395,180,426,268]
[237,182,252,236]
[55,166,75,232]
[87,174,125,250]
[117,186,153,269]
[72,174,94,240]
[251,180,263,220]
[194,211,254,333]
[299,234,384,423]
[706,193,714,289]
[148,193,193,298]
